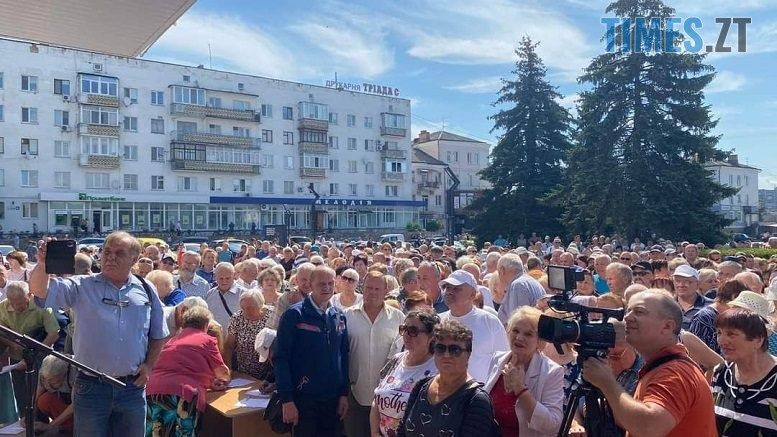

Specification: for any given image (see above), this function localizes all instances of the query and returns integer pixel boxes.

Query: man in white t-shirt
[438,270,509,383]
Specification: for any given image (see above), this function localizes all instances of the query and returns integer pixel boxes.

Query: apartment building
[0,38,423,236]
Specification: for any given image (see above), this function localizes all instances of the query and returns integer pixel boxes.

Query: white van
[379,234,405,244]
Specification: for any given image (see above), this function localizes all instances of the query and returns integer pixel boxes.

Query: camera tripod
[557,351,622,437]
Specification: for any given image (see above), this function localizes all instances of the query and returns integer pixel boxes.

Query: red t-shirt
[489,374,520,436]
[629,344,716,437]
[146,327,226,411]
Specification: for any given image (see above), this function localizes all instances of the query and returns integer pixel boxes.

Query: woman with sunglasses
[332,268,362,311]
[371,309,440,437]
[397,319,498,436]
[484,306,563,437]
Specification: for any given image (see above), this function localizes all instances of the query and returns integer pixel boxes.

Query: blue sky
[144,0,777,187]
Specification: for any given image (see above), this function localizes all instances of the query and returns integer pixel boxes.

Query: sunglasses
[433,343,470,357]
[398,324,426,337]
[340,276,357,283]
[138,259,153,265]
[620,257,630,261]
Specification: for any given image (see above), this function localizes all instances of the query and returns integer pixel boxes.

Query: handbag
[263,391,292,434]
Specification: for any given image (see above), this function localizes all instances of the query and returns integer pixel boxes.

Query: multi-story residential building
[411,148,447,229]
[413,130,490,234]
[759,188,777,214]
[705,155,760,232]
[0,38,422,237]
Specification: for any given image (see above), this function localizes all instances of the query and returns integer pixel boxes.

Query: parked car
[77,237,106,251]
[183,243,203,253]
[289,236,312,245]
[732,233,753,243]
[379,234,405,244]
[0,245,15,256]
[211,239,249,254]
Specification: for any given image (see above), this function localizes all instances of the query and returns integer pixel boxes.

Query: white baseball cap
[254,328,277,363]
[439,270,477,290]
[673,264,699,280]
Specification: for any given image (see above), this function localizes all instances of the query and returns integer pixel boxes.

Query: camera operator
[581,289,715,436]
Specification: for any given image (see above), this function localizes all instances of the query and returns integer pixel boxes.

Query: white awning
[0,0,195,57]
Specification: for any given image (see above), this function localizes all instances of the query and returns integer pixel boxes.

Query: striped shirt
[712,361,777,436]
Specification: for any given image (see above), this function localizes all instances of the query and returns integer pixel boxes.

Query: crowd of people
[1,231,777,436]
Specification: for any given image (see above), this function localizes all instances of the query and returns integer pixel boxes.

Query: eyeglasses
[432,343,469,357]
[138,259,153,265]
[620,257,630,261]
[340,276,357,283]
[398,324,426,337]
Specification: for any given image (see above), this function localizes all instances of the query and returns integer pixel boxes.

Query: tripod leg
[558,389,584,437]
[22,348,37,437]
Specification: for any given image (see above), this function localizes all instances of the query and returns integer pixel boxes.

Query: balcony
[83,94,119,108]
[382,171,406,182]
[170,159,261,174]
[380,148,407,159]
[79,123,120,137]
[417,181,441,193]
[300,167,326,178]
[298,141,329,155]
[170,103,258,122]
[171,130,260,149]
[380,126,407,137]
[298,118,328,131]
[78,154,120,169]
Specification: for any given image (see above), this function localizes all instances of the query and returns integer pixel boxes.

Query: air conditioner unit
[297,187,304,193]
[245,192,251,197]
[61,125,72,132]
[62,95,71,102]
[93,63,103,72]
[122,97,132,107]
[260,204,269,211]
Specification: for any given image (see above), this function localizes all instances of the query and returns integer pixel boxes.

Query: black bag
[264,391,292,434]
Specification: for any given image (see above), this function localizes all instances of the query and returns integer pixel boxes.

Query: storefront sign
[325,80,400,97]
[314,198,373,206]
[78,193,126,202]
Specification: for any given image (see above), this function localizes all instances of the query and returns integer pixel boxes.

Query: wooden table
[199,373,288,437]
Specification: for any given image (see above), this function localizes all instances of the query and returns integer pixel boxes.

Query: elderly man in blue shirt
[29,231,168,437]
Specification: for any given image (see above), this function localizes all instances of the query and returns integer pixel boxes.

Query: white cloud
[400,0,593,83]
[288,8,394,78]
[445,77,503,94]
[669,0,767,15]
[149,11,300,79]
[707,71,747,93]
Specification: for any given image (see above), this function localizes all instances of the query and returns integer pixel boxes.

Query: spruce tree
[555,0,736,242]
[470,37,573,244]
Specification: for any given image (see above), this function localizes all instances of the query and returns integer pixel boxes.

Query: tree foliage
[552,0,737,242]
[470,37,574,243]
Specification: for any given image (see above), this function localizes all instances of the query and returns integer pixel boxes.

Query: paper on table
[0,421,24,435]
[0,362,24,375]
[227,378,254,388]
[235,397,270,409]
[244,389,271,398]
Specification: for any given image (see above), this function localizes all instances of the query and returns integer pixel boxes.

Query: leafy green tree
[554,0,736,242]
[425,220,442,232]
[470,37,573,243]
[405,221,423,233]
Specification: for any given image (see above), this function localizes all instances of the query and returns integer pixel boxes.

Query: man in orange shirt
[582,289,716,437]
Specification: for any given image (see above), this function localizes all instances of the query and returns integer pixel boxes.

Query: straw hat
[729,291,771,320]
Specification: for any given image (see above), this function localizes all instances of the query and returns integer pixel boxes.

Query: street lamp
[308,183,320,242]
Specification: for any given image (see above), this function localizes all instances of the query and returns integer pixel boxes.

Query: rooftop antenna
[208,44,212,69]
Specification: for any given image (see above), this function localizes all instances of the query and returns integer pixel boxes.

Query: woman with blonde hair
[257,268,282,307]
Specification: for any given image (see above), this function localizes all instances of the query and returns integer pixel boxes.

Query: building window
[0,72,3,89]
[0,169,4,186]
[151,147,165,162]
[21,107,38,124]
[22,202,39,218]
[80,74,117,96]
[300,129,327,143]
[124,174,138,191]
[348,183,357,196]
[738,195,742,204]
[745,175,749,186]
[233,179,249,192]
[284,181,294,194]
[233,100,251,111]
[53,110,69,127]
[347,114,356,127]
[151,175,165,190]
[328,136,339,149]
[0,137,3,153]
[208,97,222,108]
[283,131,294,145]
[123,116,138,132]
[151,90,164,105]
[209,177,222,192]
[329,112,338,125]
[262,154,274,168]
[85,172,109,189]
[284,156,294,169]
[54,79,70,95]
[364,116,373,128]
[386,161,404,173]
[348,160,357,173]
[150,118,165,134]
[0,105,3,122]
[172,86,205,105]
[263,180,274,194]
[435,195,442,206]
[81,136,118,156]
[729,174,733,185]
[385,185,399,197]
[347,137,357,150]
[302,154,327,169]
[381,113,406,129]
[262,129,273,143]
[261,104,273,118]
[55,141,71,158]
[233,127,250,137]
[208,124,222,135]
[365,161,375,174]
[364,139,374,151]
[54,172,71,188]
[298,102,328,120]
[366,184,374,197]
[123,87,138,104]
[329,159,339,172]
[81,106,118,125]
[21,138,38,155]
[183,75,190,83]
[283,106,293,120]
[329,183,339,195]
[178,176,196,191]
[21,75,38,92]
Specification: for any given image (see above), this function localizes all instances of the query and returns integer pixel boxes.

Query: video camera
[538,265,624,360]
